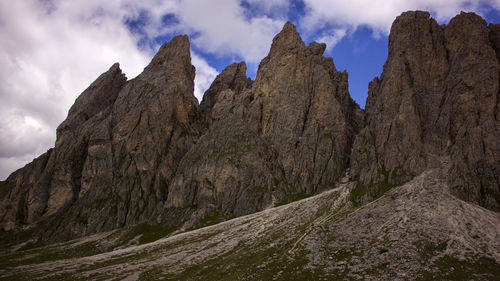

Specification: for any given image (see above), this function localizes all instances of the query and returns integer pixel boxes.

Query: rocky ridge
[0,22,362,242]
[0,10,499,249]
[166,22,363,226]
[1,35,202,242]
[350,11,500,211]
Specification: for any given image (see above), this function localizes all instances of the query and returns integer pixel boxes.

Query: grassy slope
[1,168,499,281]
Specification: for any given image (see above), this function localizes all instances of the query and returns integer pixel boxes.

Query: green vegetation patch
[0,227,38,251]
[107,220,184,248]
[139,236,325,280]
[192,210,235,230]
[349,180,395,208]
[350,168,389,206]
[415,240,448,262]
[0,239,101,269]
[414,240,500,280]
[276,191,312,207]
[349,165,418,207]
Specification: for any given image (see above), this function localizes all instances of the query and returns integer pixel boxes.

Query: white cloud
[0,154,40,180]
[244,0,290,17]
[487,0,500,10]
[192,52,219,101]
[174,0,285,63]
[301,0,497,36]
[299,0,500,56]
[0,0,153,179]
[316,28,347,51]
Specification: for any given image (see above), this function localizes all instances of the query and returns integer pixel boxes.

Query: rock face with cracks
[0,36,202,242]
[0,11,499,248]
[167,22,363,225]
[350,11,500,211]
[0,22,362,241]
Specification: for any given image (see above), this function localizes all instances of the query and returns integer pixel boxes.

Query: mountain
[0,20,363,243]
[350,11,500,211]
[1,35,203,243]
[0,10,499,280]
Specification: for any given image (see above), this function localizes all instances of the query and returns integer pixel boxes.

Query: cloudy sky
[1,0,499,180]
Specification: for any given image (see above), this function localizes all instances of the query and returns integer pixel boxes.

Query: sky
[0,0,499,180]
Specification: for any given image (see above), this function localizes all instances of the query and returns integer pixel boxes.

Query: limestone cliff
[0,36,202,242]
[1,11,499,245]
[166,22,363,226]
[0,23,362,241]
[350,11,500,210]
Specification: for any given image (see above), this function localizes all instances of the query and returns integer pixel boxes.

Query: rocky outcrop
[165,22,363,225]
[1,11,499,244]
[0,64,127,234]
[251,22,363,195]
[350,11,500,211]
[199,62,253,123]
[0,23,362,241]
[0,36,202,242]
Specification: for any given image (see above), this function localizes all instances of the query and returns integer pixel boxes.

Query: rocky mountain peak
[144,35,195,91]
[163,19,363,224]
[56,63,126,138]
[200,61,252,121]
[387,11,438,55]
[306,41,326,56]
[0,10,498,249]
[147,35,191,68]
[265,21,306,60]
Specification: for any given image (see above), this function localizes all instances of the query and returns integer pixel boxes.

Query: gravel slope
[1,160,499,280]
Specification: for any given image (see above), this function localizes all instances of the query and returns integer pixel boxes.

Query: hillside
[0,10,499,280]
[1,158,499,280]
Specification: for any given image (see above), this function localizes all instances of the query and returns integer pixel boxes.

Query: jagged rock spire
[147,35,192,70]
[200,61,252,121]
[1,10,499,246]
[267,22,306,58]
[57,63,126,138]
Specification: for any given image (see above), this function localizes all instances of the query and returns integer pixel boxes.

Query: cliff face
[1,11,499,243]
[0,23,362,241]
[0,63,127,235]
[166,22,363,225]
[350,11,500,210]
[0,36,202,241]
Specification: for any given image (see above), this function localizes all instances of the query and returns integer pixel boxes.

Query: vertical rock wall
[351,11,500,210]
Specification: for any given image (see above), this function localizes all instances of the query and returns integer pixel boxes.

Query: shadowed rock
[350,11,500,210]
[200,62,253,123]
[0,35,202,242]
[1,11,499,245]
[165,21,363,226]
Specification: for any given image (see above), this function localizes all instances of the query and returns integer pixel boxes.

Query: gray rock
[0,35,202,242]
[2,11,499,245]
[166,21,363,225]
[351,11,500,210]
